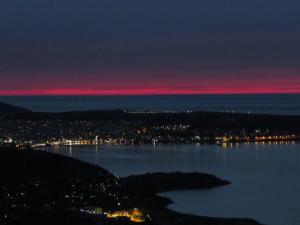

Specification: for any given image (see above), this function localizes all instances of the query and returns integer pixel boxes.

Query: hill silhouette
[0,101,31,114]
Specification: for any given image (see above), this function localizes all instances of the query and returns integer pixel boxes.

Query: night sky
[1,0,300,95]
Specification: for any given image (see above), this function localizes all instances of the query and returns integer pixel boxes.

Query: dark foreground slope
[0,148,115,184]
[0,148,120,225]
[0,148,263,225]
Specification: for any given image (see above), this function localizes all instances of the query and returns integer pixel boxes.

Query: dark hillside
[0,149,116,185]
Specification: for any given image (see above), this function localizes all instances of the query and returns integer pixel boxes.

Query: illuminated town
[0,110,299,149]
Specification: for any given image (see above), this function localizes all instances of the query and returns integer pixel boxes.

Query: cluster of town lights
[105,208,146,223]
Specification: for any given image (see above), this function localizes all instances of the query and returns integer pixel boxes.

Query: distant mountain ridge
[0,101,31,114]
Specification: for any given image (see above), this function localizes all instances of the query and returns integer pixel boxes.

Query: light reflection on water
[45,142,300,225]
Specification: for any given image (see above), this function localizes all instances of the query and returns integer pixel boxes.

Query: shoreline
[31,139,299,150]
[1,107,300,150]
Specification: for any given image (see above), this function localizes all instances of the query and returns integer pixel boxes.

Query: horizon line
[1,92,300,97]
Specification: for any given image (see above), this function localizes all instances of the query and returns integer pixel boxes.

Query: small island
[0,147,263,225]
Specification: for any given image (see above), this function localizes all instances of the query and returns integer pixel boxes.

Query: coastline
[2,109,299,149]
[30,139,299,151]
[0,148,263,225]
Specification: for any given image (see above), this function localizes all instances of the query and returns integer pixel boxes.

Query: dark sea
[0,94,299,115]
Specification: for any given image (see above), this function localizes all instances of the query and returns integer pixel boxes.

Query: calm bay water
[1,94,300,115]
[45,143,300,225]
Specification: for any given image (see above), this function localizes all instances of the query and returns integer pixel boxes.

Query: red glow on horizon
[1,69,300,96]
[0,87,299,96]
